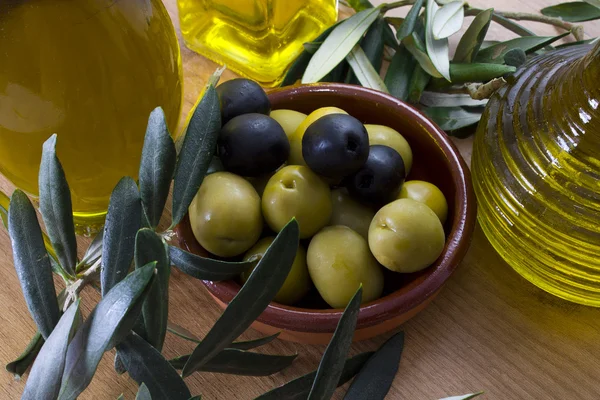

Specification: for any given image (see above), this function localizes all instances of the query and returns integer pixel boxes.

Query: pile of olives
[189,78,449,309]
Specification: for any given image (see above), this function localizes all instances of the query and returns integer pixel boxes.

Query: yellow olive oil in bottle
[177,0,338,86]
[472,42,600,306]
[0,0,182,233]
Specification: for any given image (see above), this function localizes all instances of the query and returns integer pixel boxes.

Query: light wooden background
[1,1,600,399]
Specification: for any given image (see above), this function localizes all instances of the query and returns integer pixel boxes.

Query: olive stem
[466,78,507,100]
[381,0,416,12]
[63,258,102,311]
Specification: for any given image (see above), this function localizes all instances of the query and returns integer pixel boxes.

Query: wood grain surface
[1,1,600,399]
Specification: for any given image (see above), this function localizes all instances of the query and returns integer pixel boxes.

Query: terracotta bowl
[175,84,476,345]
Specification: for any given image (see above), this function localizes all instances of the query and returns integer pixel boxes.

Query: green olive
[262,165,332,238]
[241,237,310,305]
[398,180,448,224]
[307,226,383,308]
[329,188,375,239]
[288,106,347,166]
[365,124,413,175]
[189,172,262,257]
[270,109,307,139]
[369,199,445,273]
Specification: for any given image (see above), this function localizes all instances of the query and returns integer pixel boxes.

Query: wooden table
[1,1,599,399]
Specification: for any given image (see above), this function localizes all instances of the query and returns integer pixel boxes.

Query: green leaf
[101,177,141,296]
[171,85,221,228]
[307,287,363,400]
[256,352,373,400]
[139,107,177,228]
[384,45,418,101]
[423,106,482,131]
[8,190,60,339]
[449,63,516,82]
[438,393,484,400]
[583,0,600,10]
[343,331,405,400]
[182,219,299,378]
[475,33,569,63]
[167,322,280,350]
[404,33,442,78]
[420,92,487,107]
[80,230,103,267]
[346,45,389,92]
[170,349,296,376]
[59,263,156,400]
[347,17,385,85]
[136,383,152,400]
[541,2,600,22]
[346,0,374,12]
[302,7,381,83]
[134,229,170,352]
[382,23,398,49]
[490,13,535,37]
[5,331,44,377]
[425,0,451,81]
[384,17,404,31]
[504,48,527,67]
[555,38,596,48]
[432,1,464,39]
[0,190,8,229]
[281,23,341,86]
[22,299,81,400]
[303,41,322,54]
[169,245,254,281]
[117,395,125,400]
[396,0,425,41]
[407,65,431,103]
[117,333,191,400]
[454,8,493,63]
[38,134,77,276]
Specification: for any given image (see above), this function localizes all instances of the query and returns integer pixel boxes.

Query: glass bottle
[472,42,600,306]
[0,0,182,233]
[177,0,338,87]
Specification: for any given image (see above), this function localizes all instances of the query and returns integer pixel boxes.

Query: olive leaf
[302,6,381,83]
[0,203,7,229]
[136,383,152,400]
[8,190,60,339]
[170,349,297,376]
[475,32,569,63]
[169,245,254,281]
[555,38,596,48]
[281,22,341,86]
[139,107,177,229]
[171,84,221,228]
[584,0,600,9]
[167,322,280,350]
[134,229,170,351]
[346,0,373,12]
[490,13,535,37]
[404,33,442,78]
[438,393,484,400]
[58,263,156,400]
[182,219,299,378]
[382,23,398,49]
[347,17,385,85]
[407,65,431,103]
[423,106,482,131]
[396,0,425,41]
[117,333,191,400]
[420,92,488,107]
[542,2,600,22]
[385,17,404,31]
[38,134,77,276]
[432,1,465,40]
[454,8,493,63]
[22,299,81,400]
[425,0,451,81]
[343,331,405,400]
[449,63,516,82]
[255,352,373,400]
[5,331,44,378]
[504,48,527,67]
[80,230,103,268]
[307,286,363,400]
[346,45,389,93]
[303,42,322,54]
[384,45,418,101]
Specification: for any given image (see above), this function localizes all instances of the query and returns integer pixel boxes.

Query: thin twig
[381,0,415,13]
[63,258,102,311]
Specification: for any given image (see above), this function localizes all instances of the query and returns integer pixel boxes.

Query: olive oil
[177,0,338,86]
[472,43,600,306]
[0,0,182,232]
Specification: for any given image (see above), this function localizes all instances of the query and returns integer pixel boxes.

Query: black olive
[345,145,405,205]
[218,113,289,177]
[301,114,369,181]
[216,78,271,124]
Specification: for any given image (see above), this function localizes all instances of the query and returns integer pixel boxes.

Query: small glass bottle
[472,42,600,306]
[177,0,338,87]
